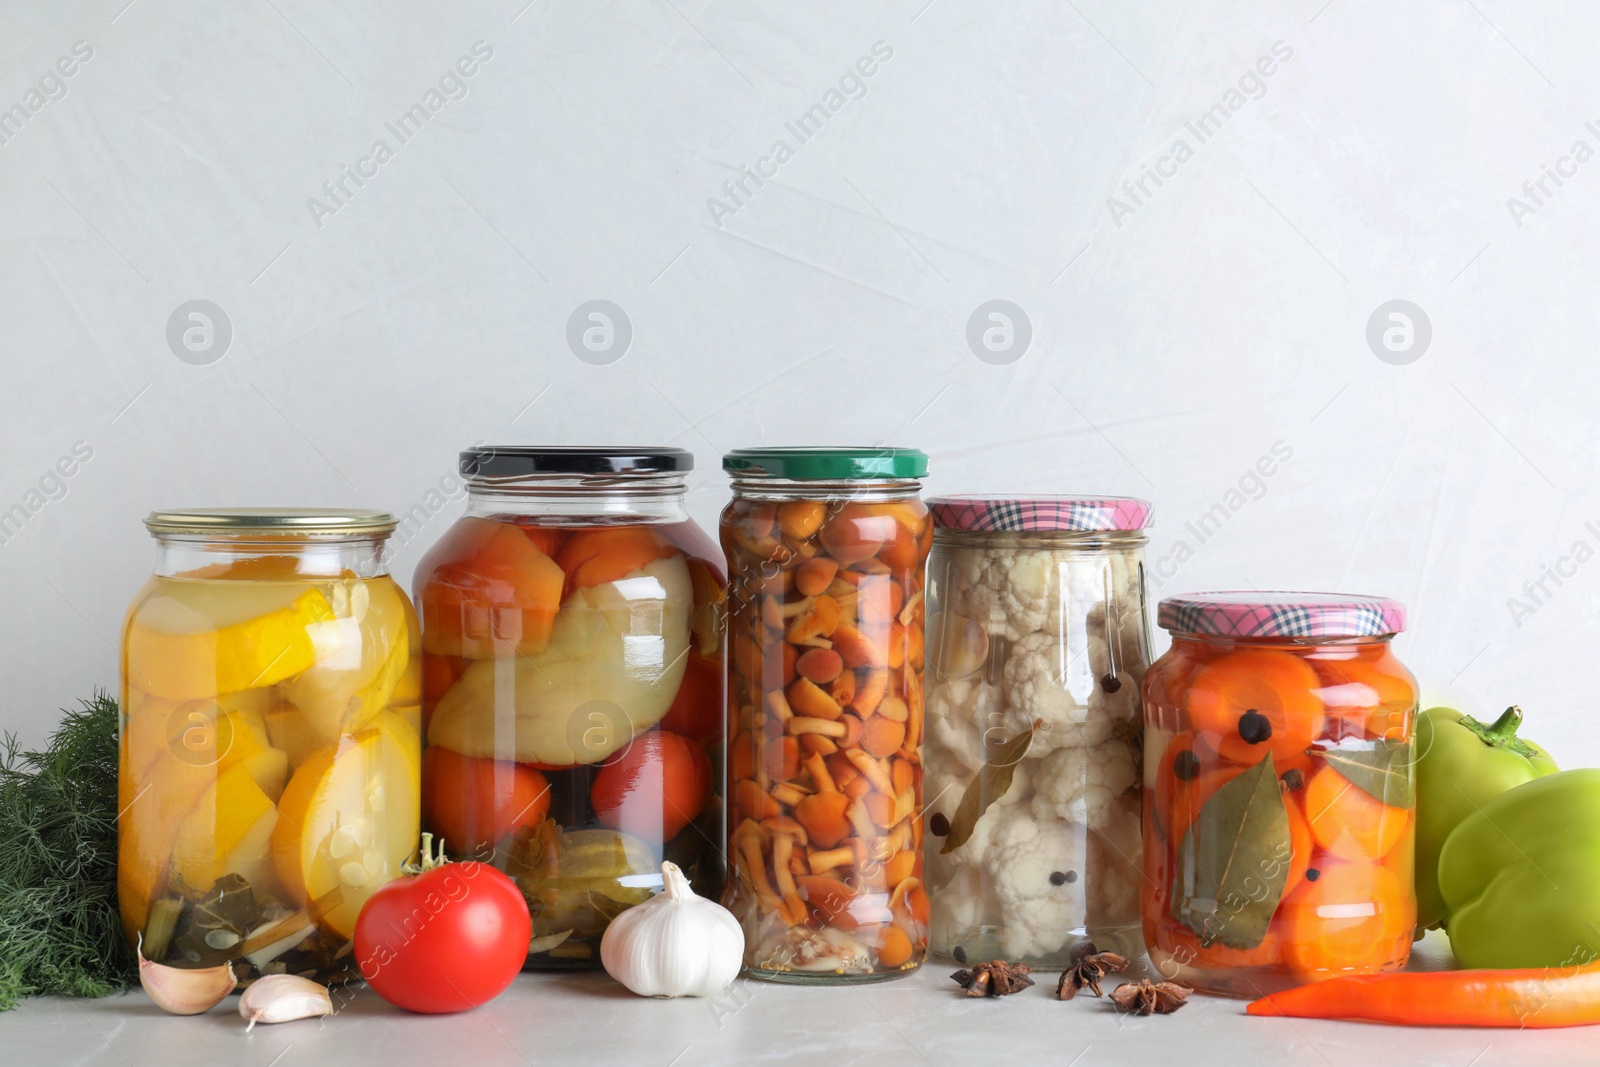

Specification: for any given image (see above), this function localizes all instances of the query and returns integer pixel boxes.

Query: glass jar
[1142,592,1417,996]
[922,497,1152,966]
[413,447,725,969]
[119,509,421,984]
[721,447,930,983]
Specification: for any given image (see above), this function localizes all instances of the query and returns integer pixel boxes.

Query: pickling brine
[720,447,931,984]
[119,510,420,985]
[1142,592,1417,997]
[413,447,726,968]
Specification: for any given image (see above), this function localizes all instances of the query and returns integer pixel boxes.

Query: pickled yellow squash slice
[271,715,420,938]
[125,582,337,702]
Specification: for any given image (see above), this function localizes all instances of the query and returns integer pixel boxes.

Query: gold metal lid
[143,508,398,536]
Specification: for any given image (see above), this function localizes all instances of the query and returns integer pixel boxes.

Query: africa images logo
[1107,41,1295,228]
[705,41,894,227]
[306,42,495,228]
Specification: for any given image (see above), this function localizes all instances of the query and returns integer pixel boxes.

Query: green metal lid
[722,447,928,481]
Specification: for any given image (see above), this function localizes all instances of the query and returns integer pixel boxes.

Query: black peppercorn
[1172,749,1202,782]
[1306,868,1320,882]
[1280,767,1305,792]
[953,945,967,963]
[1101,673,1123,693]
[930,812,951,837]
[1237,709,1273,744]
[1050,871,1068,886]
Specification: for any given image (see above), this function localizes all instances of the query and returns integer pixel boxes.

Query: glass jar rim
[144,508,397,537]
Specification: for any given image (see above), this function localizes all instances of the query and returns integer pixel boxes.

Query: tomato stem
[405,831,452,875]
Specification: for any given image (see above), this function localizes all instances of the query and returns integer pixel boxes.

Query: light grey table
[4,934,1593,1067]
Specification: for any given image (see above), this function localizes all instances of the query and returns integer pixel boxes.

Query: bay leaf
[1320,740,1415,808]
[940,721,1037,855]
[1170,756,1290,950]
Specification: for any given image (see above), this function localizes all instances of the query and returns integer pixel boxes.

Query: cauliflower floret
[1046,556,1109,636]
[924,757,1032,877]
[1002,631,1107,752]
[925,676,1005,775]
[1029,739,1139,828]
[946,549,1000,625]
[984,807,1088,959]
[947,549,1065,641]
[1085,791,1145,932]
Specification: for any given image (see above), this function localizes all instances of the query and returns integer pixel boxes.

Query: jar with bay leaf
[921,497,1152,967]
[1143,592,1417,996]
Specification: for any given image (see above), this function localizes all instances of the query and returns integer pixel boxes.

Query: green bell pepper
[1413,705,1557,930]
[1439,768,1600,969]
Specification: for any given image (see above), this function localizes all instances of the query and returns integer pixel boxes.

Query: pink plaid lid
[1158,592,1407,638]
[929,496,1152,533]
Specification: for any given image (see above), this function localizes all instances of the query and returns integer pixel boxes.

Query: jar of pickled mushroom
[721,447,930,983]
[120,509,420,984]
[413,447,725,969]
[921,496,1151,967]
[1142,592,1417,996]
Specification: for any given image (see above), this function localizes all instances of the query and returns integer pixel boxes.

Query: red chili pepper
[1247,962,1600,1028]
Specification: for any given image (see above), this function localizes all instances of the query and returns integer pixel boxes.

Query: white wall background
[2,0,1596,763]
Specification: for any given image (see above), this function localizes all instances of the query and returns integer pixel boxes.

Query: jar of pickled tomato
[1142,592,1417,996]
[120,509,420,984]
[721,447,931,983]
[413,447,725,968]
[921,496,1152,968]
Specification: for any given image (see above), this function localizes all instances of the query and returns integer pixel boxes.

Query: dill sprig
[0,692,136,1010]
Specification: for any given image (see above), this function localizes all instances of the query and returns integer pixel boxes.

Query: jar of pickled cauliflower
[721,447,931,983]
[120,509,420,984]
[1143,592,1417,996]
[413,447,725,968]
[921,496,1152,967]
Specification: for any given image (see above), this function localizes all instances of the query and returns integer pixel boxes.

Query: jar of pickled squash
[119,509,420,984]
[1143,592,1417,996]
[922,496,1151,967]
[721,447,931,983]
[413,447,725,968]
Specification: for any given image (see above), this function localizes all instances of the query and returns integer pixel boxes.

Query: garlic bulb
[138,938,237,1015]
[239,974,334,1032]
[600,861,744,997]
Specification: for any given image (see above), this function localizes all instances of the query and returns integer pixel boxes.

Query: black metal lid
[460,446,694,479]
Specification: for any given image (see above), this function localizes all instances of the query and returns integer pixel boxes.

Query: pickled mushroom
[426,555,692,766]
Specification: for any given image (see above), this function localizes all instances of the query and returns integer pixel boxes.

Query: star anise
[1108,979,1193,1016]
[1055,945,1129,1000]
[950,960,1034,997]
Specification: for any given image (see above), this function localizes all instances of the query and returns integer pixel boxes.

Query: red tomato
[659,652,722,741]
[420,653,468,729]
[422,748,550,860]
[590,730,711,843]
[354,845,530,1014]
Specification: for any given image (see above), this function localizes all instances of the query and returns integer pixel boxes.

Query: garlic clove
[239,974,335,1032]
[138,937,238,1016]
